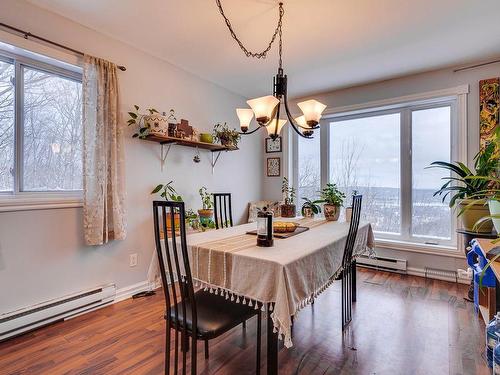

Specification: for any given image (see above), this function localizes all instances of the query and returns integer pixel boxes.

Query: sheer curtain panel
[82,55,126,245]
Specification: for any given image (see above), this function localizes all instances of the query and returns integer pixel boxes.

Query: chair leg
[256,312,261,375]
[165,321,171,375]
[204,339,209,359]
[242,320,246,330]
[351,260,357,302]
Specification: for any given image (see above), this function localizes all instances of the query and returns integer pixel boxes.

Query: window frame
[291,87,469,252]
[0,47,83,211]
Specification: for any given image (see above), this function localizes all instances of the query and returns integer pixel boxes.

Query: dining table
[182,217,374,375]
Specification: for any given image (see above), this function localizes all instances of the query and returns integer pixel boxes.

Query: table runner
[185,218,374,348]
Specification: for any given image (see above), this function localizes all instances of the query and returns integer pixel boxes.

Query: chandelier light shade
[218,1,326,140]
[236,108,255,132]
[297,99,327,127]
[265,119,287,138]
[294,115,307,128]
[247,95,280,125]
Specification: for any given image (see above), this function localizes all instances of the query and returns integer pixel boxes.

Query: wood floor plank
[0,269,490,374]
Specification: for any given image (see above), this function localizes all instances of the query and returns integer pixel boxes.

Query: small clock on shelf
[265,137,282,153]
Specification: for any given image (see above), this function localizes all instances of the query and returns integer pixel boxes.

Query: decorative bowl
[200,133,213,143]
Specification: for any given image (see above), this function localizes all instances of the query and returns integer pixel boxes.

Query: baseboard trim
[65,280,158,321]
[406,266,470,285]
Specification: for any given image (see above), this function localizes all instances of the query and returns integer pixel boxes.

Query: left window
[0,51,82,196]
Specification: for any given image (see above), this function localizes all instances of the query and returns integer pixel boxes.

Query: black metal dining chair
[153,200,261,375]
[337,194,363,330]
[213,193,233,229]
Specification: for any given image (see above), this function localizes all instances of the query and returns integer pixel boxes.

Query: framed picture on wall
[265,137,282,153]
[266,157,281,177]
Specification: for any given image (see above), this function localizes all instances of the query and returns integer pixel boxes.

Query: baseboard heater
[0,284,116,341]
[356,255,407,273]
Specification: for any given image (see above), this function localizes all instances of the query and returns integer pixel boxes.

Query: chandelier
[216,1,327,139]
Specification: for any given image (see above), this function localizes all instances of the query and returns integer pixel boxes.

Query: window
[0,48,82,197]
[297,129,321,201]
[330,112,401,234]
[292,91,464,249]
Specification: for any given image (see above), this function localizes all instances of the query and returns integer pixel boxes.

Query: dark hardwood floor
[0,268,489,374]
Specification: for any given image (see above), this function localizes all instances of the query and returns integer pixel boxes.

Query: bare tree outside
[0,64,82,193]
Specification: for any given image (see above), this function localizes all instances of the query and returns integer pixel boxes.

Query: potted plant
[127,105,167,139]
[317,183,346,221]
[213,122,240,148]
[151,181,183,229]
[281,177,296,218]
[301,197,322,218]
[429,142,499,233]
[198,186,214,225]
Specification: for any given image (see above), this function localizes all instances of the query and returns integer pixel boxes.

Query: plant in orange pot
[198,186,214,226]
[151,181,183,229]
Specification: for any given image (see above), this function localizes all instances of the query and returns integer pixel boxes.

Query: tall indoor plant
[198,186,214,225]
[281,177,296,218]
[430,142,499,233]
[317,183,346,221]
[151,181,183,229]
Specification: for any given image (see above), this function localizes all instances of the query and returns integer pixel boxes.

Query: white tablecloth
[184,218,374,348]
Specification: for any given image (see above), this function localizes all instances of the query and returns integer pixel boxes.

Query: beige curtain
[82,55,126,246]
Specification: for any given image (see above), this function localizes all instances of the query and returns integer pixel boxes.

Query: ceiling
[27,0,500,98]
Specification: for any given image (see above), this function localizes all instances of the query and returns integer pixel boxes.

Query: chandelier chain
[216,0,284,62]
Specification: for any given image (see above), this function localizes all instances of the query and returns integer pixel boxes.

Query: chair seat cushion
[165,290,258,339]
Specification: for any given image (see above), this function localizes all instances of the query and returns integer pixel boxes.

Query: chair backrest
[152,200,197,342]
[213,193,233,229]
[342,195,363,269]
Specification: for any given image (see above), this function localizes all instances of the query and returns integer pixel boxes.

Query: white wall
[0,0,263,313]
[266,60,500,272]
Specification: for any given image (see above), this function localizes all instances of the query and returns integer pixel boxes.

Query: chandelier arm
[282,94,314,131]
[216,1,284,60]
[238,126,262,136]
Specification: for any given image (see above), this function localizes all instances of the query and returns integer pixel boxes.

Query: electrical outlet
[129,253,138,267]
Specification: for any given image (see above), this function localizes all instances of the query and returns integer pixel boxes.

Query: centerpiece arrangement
[281,177,296,218]
[317,183,346,221]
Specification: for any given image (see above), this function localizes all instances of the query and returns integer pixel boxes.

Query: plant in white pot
[317,183,346,221]
[430,142,499,233]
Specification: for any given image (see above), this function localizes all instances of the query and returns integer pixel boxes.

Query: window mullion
[320,119,329,189]
[14,61,22,194]
[400,108,412,240]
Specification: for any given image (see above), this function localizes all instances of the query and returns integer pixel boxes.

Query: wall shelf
[141,134,238,173]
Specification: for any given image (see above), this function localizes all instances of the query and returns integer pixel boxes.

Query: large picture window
[295,94,461,248]
[0,50,82,196]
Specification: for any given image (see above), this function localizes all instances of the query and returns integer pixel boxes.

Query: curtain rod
[0,22,126,71]
[453,58,500,73]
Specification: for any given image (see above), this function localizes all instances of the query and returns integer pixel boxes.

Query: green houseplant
[198,186,214,225]
[127,105,165,139]
[317,183,346,221]
[301,197,322,218]
[213,122,240,148]
[281,177,296,218]
[151,181,183,229]
[429,142,499,232]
